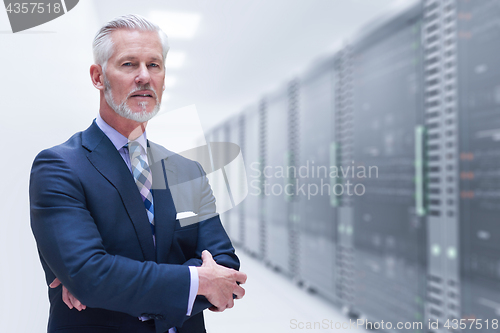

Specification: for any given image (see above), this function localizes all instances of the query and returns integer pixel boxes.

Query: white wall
[0,1,99,331]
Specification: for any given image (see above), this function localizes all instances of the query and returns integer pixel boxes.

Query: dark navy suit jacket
[29,121,239,333]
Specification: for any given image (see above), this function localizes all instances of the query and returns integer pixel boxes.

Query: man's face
[103,29,165,122]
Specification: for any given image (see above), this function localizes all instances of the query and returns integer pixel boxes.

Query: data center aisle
[204,249,365,333]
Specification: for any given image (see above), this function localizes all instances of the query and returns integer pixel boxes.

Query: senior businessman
[29,14,246,333]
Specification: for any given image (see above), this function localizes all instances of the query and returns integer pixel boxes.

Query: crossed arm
[50,250,246,312]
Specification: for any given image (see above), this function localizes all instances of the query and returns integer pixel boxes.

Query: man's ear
[90,64,105,91]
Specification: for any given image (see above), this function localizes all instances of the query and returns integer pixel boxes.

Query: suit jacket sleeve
[179,161,241,319]
[30,148,191,329]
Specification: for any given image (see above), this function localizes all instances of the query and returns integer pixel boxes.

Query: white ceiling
[93,0,411,131]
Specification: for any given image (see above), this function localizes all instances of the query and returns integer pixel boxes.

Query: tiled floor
[204,249,365,333]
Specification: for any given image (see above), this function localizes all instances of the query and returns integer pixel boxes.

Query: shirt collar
[95,113,148,152]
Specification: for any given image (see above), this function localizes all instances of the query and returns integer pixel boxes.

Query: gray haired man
[30,14,246,333]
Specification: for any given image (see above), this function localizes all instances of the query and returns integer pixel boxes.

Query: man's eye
[123,62,133,66]
[149,63,159,68]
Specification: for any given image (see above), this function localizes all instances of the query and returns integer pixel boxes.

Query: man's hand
[196,250,247,312]
[49,278,87,311]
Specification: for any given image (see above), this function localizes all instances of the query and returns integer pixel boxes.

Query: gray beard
[103,75,161,123]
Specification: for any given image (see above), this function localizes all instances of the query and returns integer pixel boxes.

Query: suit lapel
[82,121,156,262]
[148,142,178,263]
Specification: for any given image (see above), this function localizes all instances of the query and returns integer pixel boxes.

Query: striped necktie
[127,141,155,240]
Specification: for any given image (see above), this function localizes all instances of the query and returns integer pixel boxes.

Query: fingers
[234,271,247,284]
[49,278,87,311]
[62,286,74,309]
[208,305,222,312]
[69,292,86,311]
[209,296,235,312]
[227,297,234,309]
[61,286,86,311]
[49,277,61,288]
[209,282,242,312]
[233,284,246,300]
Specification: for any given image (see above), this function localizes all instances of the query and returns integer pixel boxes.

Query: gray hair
[92,14,169,72]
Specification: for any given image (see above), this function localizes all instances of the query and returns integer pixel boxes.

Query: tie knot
[126,141,143,158]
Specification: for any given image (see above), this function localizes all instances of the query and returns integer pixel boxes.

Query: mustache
[127,85,159,101]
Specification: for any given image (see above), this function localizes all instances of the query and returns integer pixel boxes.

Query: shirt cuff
[187,266,199,316]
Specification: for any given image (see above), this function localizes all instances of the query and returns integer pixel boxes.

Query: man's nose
[135,63,151,85]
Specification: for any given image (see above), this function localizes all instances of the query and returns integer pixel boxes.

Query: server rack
[335,45,357,314]
[422,1,461,329]
[206,125,231,231]
[350,2,427,329]
[219,119,233,242]
[225,115,245,246]
[262,84,297,275]
[221,123,233,235]
[259,100,268,259]
[296,56,338,302]
[456,0,500,329]
[242,103,266,258]
[205,1,500,331]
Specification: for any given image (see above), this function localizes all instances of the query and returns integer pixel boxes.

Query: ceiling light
[149,11,201,39]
